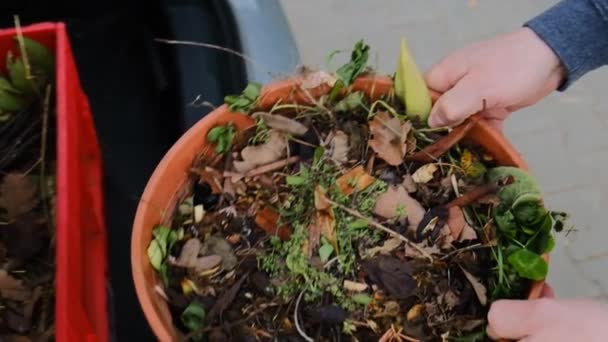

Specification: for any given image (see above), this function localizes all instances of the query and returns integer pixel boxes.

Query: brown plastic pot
[131,75,548,341]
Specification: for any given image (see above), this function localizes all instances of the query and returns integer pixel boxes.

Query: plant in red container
[0,22,108,342]
[133,40,568,341]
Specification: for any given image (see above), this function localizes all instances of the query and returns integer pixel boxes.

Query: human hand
[487,295,608,341]
[425,27,566,130]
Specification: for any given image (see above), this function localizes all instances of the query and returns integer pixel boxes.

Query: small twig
[440,243,494,260]
[289,136,318,148]
[326,199,434,261]
[244,156,300,178]
[155,38,268,74]
[40,85,52,233]
[199,304,275,334]
[13,16,32,80]
[406,115,479,163]
[445,181,502,209]
[294,291,314,342]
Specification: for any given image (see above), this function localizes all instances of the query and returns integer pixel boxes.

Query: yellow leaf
[394,38,432,123]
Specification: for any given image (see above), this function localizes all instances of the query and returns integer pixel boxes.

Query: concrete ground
[279,0,608,300]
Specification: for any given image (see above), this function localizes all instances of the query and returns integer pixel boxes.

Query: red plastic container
[0,23,108,342]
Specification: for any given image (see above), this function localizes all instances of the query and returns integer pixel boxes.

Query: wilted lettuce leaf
[487,167,541,208]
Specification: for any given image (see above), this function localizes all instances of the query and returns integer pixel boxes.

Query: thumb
[487,299,559,340]
[428,75,489,128]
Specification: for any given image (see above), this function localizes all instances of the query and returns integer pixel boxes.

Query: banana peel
[394,38,432,123]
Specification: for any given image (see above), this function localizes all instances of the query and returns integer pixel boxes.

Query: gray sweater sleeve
[525,0,608,89]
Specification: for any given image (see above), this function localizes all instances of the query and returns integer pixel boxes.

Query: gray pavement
[279,0,608,300]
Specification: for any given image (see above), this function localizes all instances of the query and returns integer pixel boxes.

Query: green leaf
[243,82,261,100]
[313,147,325,166]
[487,167,542,208]
[351,293,372,306]
[181,301,206,333]
[6,52,30,95]
[494,209,517,239]
[207,126,226,142]
[334,91,364,112]
[152,226,172,257]
[329,79,345,102]
[0,76,19,94]
[512,193,546,227]
[335,40,369,85]
[507,248,548,280]
[0,88,25,112]
[207,124,235,154]
[159,262,169,287]
[286,175,307,186]
[525,215,555,254]
[147,240,164,271]
[319,243,334,262]
[224,82,261,112]
[394,38,431,122]
[216,137,228,154]
[18,36,54,77]
[347,219,368,230]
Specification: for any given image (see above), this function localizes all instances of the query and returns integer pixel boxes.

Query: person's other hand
[425,27,565,130]
[487,297,608,341]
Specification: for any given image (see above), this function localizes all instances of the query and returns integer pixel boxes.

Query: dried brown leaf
[439,289,459,309]
[194,255,223,273]
[402,174,417,193]
[458,223,478,242]
[406,304,424,322]
[176,238,202,268]
[0,270,31,301]
[311,186,338,252]
[200,236,237,271]
[365,237,402,257]
[405,242,441,259]
[252,112,308,136]
[437,224,455,250]
[314,185,332,211]
[336,165,376,196]
[368,111,410,166]
[362,255,416,299]
[233,130,286,173]
[299,70,337,89]
[0,173,38,220]
[447,206,465,240]
[459,266,488,306]
[373,185,425,232]
[343,280,369,292]
[412,164,438,184]
[255,207,292,241]
[208,272,249,320]
[330,130,349,164]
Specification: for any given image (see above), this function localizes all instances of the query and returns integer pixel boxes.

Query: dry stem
[326,199,434,261]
